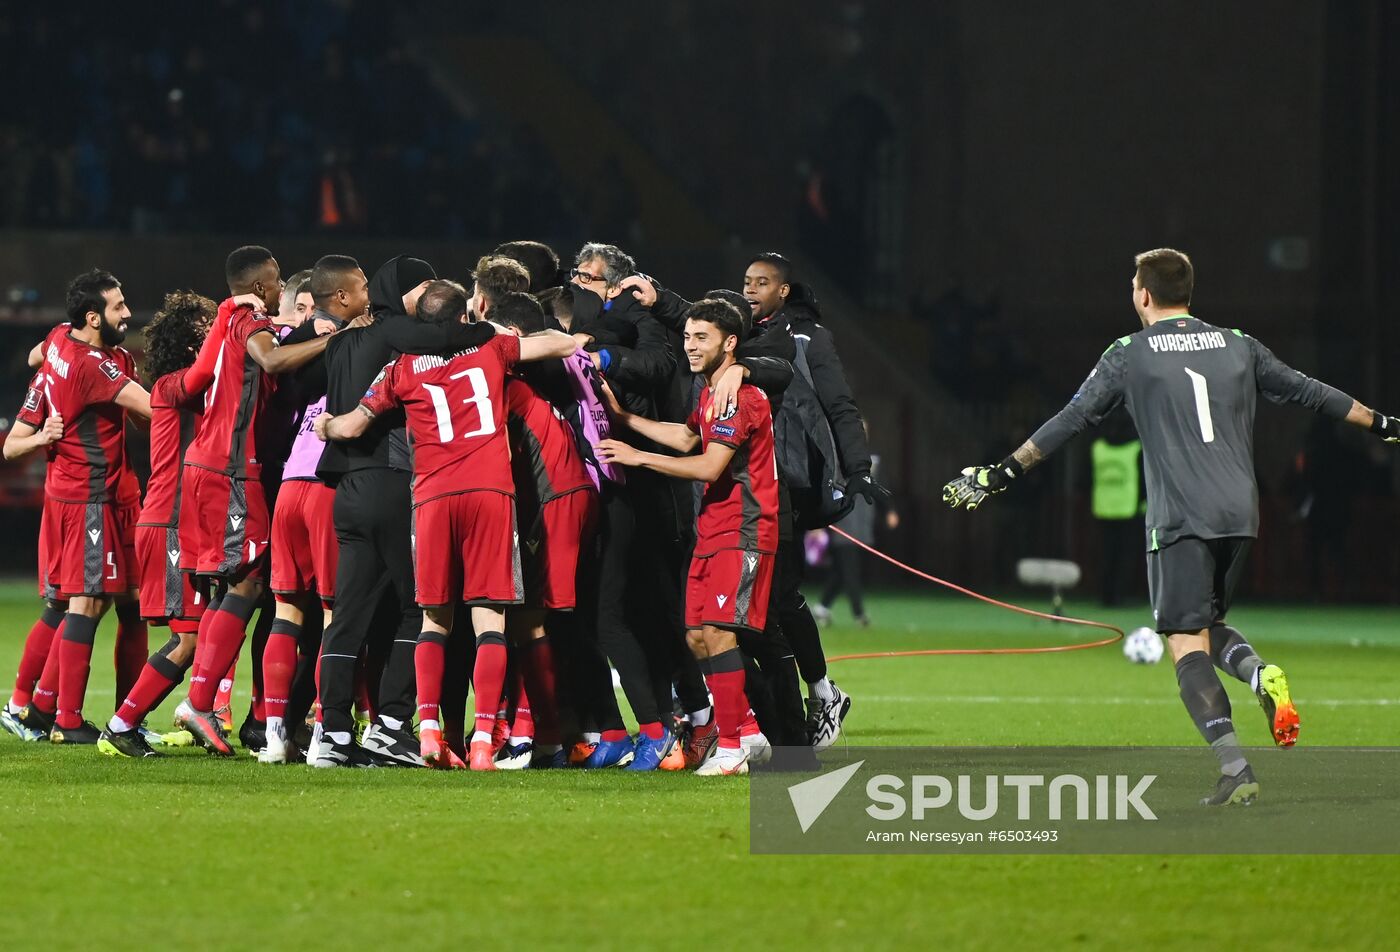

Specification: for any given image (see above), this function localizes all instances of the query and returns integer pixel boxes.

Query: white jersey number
[423,367,495,442]
[1183,367,1215,444]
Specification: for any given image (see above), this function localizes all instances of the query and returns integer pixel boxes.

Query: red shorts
[522,488,598,610]
[270,480,338,603]
[412,491,522,608]
[685,548,775,633]
[178,467,270,581]
[135,523,204,622]
[37,498,133,598]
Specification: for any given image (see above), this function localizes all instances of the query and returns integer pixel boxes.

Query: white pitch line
[862,695,1399,707]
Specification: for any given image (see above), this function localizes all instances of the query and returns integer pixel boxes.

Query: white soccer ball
[1123,627,1164,664]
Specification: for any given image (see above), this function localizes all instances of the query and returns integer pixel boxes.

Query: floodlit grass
[2,582,1398,950]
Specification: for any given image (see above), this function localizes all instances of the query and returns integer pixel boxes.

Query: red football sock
[509,661,534,738]
[214,657,236,713]
[32,620,65,714]
[471,633,508,737]
[186,603,221,704]
[518,638,561,745]
[638,720,665,740]
[600,728,630,742]
[415,636,445,725]
[188,595,255,712]
[703,649,749,750]
[113,604,149,706]
[261,620,300,721]
[11,608,62,707]
[116,656,182,727]
[55,614,100,730]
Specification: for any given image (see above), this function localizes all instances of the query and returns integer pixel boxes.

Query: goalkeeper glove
[942,456,1025,511]
[847,472,892,505]
[1371,412,1400,443]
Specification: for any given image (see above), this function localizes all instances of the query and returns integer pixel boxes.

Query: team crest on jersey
[99,359,123,381]
[364,364,390,400]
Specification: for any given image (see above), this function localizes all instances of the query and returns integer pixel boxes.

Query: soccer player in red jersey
[316,280,578,770]
[491,292,600,769]
[173,246,338,755]
[97,291,239,756]
[598,298,779,776]
[2,270,152,744]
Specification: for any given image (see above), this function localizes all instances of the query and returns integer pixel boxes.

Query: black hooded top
[316,256,496,483]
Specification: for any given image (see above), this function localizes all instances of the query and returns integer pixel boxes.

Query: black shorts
[1146,536,1252,633]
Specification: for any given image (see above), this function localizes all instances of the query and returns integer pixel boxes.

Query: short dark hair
[66,268,122,327]
[536,284,574,329]
[748,251,794,286]
[574,243,635,287]
[309,254,362,305]
[472,255,531,305]
[489,291,547,335]
[417,279,469,325]
[684,298,745,341]
[493,240,562,293]
[225,245,274,291]
[1134,248,1193,308]
[145,290,217,380]
[704,288,753,337]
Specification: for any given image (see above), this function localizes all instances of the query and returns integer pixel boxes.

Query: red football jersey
[360,334,521,505]
[17,330,140,504]
[184,304,278,480]
[686,382,779,556]
[138,369,205,526]
[506,376,593,504]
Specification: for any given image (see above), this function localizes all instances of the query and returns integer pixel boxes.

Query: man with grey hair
[566,242,680,768]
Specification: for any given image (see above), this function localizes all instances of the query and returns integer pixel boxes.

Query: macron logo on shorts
[745,553,758,572]
[88,529,101,544]
[716,593,728,608]
[230,515,243,530]
[168,548,180,566]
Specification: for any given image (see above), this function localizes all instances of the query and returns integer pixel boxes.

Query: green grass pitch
[2,581,1399,950]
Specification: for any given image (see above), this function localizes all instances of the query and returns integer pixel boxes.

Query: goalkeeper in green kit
[943,248,1400,805]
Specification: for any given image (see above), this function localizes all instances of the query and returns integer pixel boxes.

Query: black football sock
[1176,650,1247,776]
[1209,623,1263,688]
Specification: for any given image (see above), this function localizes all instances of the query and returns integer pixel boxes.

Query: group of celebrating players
[6,238,1395,800]
[0,239,883,775]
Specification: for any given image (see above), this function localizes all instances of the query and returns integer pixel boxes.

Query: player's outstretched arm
[247,326,332,376]
[597,380,700,452]
[3,415,63,461]
[315,405,375,443]
[513,329,579,363]
[1343,402,1400,442]
[942,445,1038,511]
[598,437,732,483]
[113,381,153,423]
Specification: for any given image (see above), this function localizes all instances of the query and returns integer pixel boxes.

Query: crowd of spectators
[0,3,577,241]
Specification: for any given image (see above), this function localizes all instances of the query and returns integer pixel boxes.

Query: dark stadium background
[2,1,1396,601]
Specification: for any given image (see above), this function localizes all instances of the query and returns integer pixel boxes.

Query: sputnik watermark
[751,747,1400,854]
